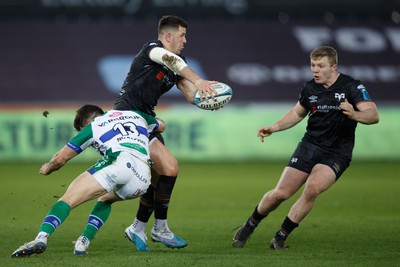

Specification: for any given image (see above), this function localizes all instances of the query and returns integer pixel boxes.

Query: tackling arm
[39,146,78,175]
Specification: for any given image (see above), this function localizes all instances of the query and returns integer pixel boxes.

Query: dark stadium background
[0,0,399,105]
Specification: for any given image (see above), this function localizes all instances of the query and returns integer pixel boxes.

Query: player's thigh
[92,152,151,197]
[150,138,178,176]
[275,166,309,197]
[304,164,336,196]
[61,172,107,208]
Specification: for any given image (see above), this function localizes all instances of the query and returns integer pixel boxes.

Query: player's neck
[323,72,340,89]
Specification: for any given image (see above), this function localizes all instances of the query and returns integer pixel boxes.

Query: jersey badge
[309,95,318,103]
[335,93,345,101]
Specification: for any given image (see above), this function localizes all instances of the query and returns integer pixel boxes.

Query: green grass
[1,161,399,267]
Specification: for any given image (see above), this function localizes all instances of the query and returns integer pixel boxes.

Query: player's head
[74,104,104,131]
[310,46,338,66]
[310,46,339,87]
[158,15,188,35]
[158,15,188,55]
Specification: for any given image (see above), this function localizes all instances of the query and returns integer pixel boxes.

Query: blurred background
[1,0,399,162]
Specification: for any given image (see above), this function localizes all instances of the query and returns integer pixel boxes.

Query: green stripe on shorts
[89,151,121,174]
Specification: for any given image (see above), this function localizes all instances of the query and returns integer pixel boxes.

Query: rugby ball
[194,82,233,110]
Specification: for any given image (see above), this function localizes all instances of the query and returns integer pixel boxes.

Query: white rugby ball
[194,82,233,110]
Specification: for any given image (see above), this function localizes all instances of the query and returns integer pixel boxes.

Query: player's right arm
[40,123,93,175]
[258,101,308,142]
[39,146,78,175]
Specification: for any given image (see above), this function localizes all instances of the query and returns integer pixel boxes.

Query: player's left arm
[39,146,78,175]
[176,79,196,104]
[149,47,217,101]
[340,99,379,125]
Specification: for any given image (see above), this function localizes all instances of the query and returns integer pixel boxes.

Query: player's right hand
[39,163,50,175]
[257,126,273,142]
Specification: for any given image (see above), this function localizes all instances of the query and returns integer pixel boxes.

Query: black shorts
[286,140,350,180]
[149,132,165,145]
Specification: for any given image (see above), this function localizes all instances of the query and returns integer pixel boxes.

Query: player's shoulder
[142,40,163,50]
[338,73,361,86]
[301,79,317,92]
[136,40,163,60]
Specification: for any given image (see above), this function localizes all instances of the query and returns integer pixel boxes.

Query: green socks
[81,201,112,241]
[39,200,71,235]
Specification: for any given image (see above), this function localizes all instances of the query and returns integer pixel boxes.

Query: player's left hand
[194,79,218,102]
[340,99,356,119]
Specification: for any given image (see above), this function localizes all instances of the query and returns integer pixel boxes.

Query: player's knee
[303,186,321,200]
[161,158,179,176]
[271,189,291,202]
[165,165,179,176]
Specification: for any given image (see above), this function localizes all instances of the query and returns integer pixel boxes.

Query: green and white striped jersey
[67,110,158,162]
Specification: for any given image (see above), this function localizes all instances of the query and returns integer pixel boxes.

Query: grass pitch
[1,161,399,267]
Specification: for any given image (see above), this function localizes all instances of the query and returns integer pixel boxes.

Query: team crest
[335,93,345,101]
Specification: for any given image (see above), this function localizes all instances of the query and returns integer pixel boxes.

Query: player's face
[310,56,338,88]
[170,26,187,55]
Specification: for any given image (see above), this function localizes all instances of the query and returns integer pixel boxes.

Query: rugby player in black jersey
[233,46,379,250]
[73,15,218,252]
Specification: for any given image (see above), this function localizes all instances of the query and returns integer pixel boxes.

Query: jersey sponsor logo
[316,104,341,112]
[126,162,148,183]
[290,157,298,163]
[109,111,123,117]
[335,93,346,101]
[121,142,147,155]
[98,115,141,127]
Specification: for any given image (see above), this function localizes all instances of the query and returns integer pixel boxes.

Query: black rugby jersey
[114,40,185,116]
[298,73,372,160]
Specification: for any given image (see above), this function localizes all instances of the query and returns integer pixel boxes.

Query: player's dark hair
[74,104,104,131]
[158,15,188,34]
[310,46,338,66]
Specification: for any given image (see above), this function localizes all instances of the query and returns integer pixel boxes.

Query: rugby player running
[232,46,379,250]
